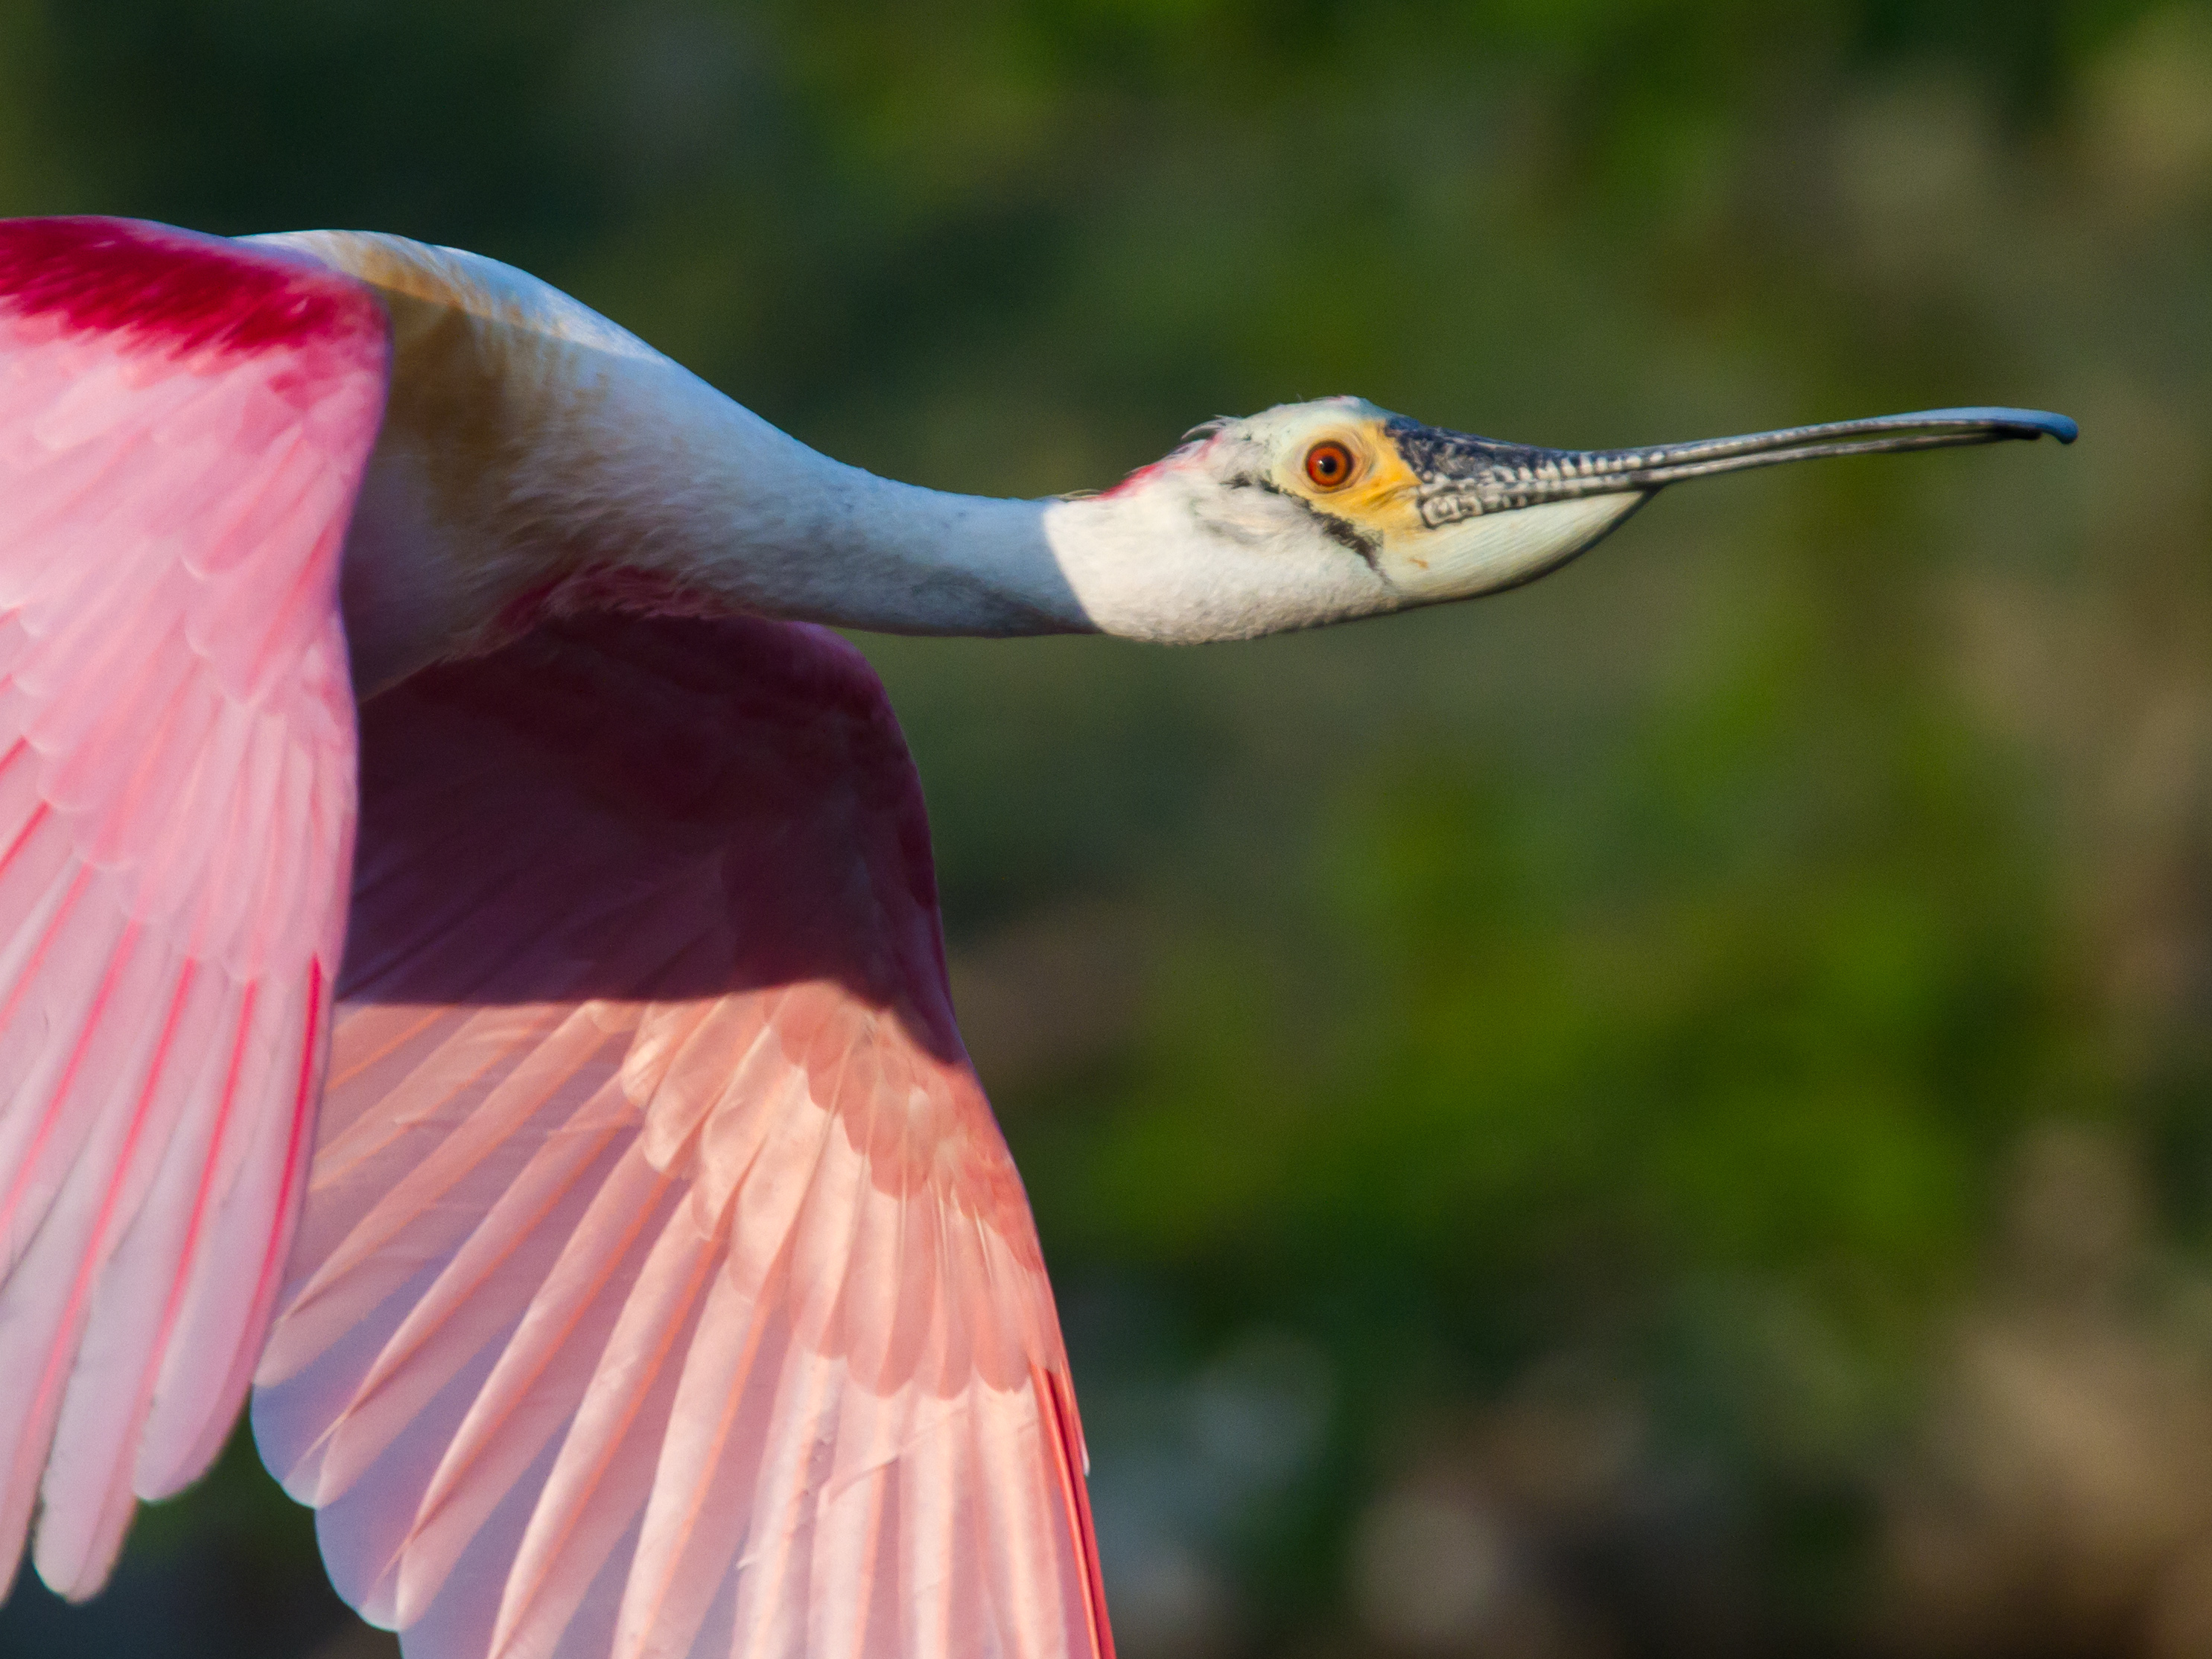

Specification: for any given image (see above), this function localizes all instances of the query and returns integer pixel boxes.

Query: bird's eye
[1304,440,1357,491]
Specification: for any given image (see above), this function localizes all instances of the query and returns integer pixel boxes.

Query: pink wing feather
[0,218,386,1597]
[252,613,1113,1659]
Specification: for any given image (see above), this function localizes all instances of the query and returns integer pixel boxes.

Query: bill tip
[1930,405,2079,445]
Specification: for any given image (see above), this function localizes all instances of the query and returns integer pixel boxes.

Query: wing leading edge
[0,217,387,1597]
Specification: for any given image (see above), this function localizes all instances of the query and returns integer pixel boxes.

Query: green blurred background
[3,1,2209,1655]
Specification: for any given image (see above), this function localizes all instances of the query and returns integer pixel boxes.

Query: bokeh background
[3,1,2210,1655]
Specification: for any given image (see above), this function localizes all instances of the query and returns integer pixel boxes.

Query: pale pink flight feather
[0,217,1113,1659]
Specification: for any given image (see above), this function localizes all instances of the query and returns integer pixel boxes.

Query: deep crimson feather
[0,217,378,357]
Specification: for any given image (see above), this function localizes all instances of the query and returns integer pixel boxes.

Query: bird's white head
[1039,395,2077,644]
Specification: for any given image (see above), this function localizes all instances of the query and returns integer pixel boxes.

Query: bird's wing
[0,217,386,1597]
[252,612,1113,1659]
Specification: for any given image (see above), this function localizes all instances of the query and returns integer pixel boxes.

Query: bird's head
[1043,395,2076,643]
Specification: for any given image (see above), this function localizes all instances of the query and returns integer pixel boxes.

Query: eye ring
[1304,439,1358,491]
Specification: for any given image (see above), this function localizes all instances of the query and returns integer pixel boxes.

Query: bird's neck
[676,440,1272,645]
[679,425,1099,640]
[292,230,1113,693]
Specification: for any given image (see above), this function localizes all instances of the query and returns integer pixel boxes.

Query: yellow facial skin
[1262,412,1433,546]
[1249,400,1648,602]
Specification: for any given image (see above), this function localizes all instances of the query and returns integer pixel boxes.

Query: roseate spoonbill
[0,215,2074,1659]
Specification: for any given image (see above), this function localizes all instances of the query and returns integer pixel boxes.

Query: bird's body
[0,215,2074,1659]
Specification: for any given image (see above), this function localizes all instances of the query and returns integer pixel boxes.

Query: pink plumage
[0,217,382,1598]
[258,616,1110,1659]
[0,219,1113,1658]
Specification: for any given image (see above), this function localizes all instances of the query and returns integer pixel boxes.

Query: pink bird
[0,216,2073,1659]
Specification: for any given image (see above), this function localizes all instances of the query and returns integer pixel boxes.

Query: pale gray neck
[698,436,1096,638]
[540,355,1110,639]
[681,404,1391,646]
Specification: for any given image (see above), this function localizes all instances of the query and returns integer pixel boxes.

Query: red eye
[1305,439,1356,491]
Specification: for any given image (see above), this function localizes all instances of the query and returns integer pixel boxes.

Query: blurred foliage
[4,1,2212,1656]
